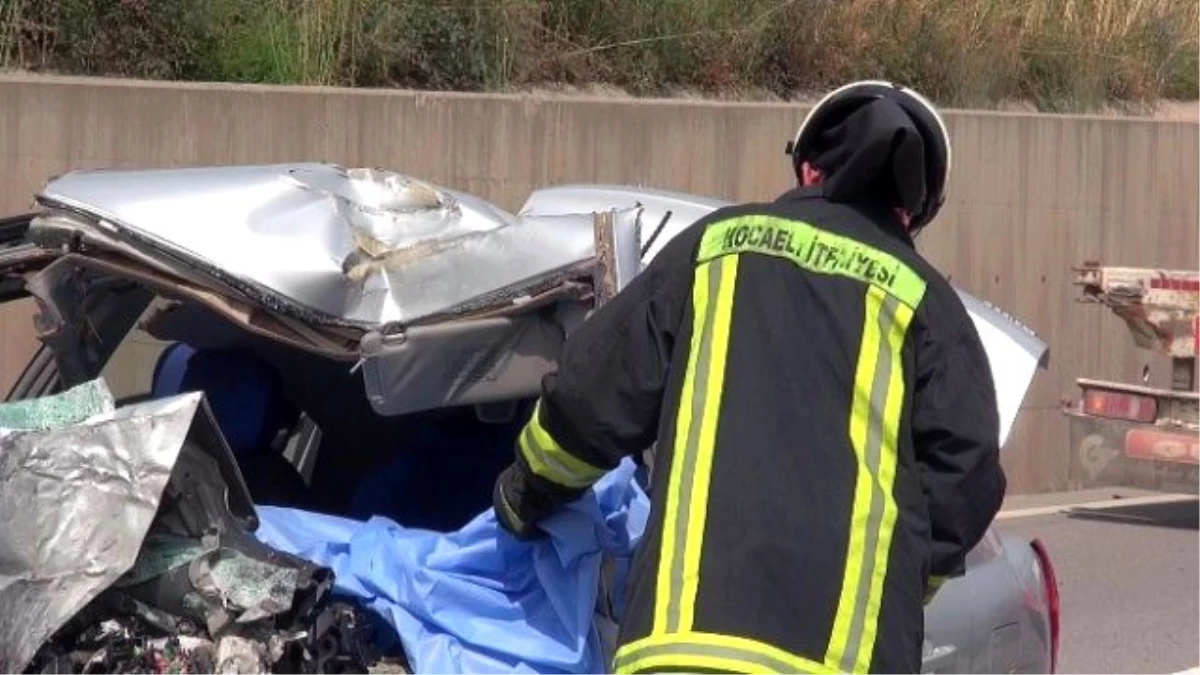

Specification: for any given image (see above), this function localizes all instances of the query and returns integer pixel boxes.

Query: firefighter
[492,80,1007,674]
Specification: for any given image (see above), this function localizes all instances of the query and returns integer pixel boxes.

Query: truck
[1063,262,1199,492]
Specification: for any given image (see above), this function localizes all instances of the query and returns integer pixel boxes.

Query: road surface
[997,489,1199,674]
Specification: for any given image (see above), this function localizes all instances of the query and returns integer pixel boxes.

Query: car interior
[6,254,541,533]
[142,339,536,531]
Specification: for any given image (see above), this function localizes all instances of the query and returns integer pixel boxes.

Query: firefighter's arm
[494,242,691,539]
[911,322,1007,592]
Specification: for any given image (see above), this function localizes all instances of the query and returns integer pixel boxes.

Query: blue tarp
[254,459,650,674]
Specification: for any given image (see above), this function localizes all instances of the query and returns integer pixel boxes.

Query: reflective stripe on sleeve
[516,401,607,489]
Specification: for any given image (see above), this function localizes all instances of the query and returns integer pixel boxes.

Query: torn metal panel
[0,211,58,302]
[288,167,497,256]
[360,313,566,417]
[3,382,356,673]
[28,254,359,363]
[953,290,1050,447]
[357,206,641,417]
[0,387,204,673]
[344,209,600,327]
[591,208,644,306]
[34,164,605,329]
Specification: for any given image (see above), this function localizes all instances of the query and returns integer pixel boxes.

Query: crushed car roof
[35,164,612,328]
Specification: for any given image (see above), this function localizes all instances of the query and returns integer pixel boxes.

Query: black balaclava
[804,97,928,221]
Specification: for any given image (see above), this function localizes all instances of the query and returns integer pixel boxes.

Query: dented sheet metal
[34,164,611,328]
[953,291,1049,447]
[0,386,204,673]
[359,207,644,418]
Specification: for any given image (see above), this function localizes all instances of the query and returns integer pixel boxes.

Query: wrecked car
[0,164,1057,674]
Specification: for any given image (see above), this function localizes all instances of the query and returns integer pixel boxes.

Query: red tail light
[1082,389,1158,423]
[1030,538,1061,673]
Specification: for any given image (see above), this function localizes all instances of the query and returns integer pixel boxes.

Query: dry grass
[1,0,1196,111]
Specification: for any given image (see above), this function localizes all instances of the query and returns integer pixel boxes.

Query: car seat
[347,400,534,532]
[152,343,309,508]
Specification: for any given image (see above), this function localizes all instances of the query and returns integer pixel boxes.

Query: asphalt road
[996,490,1199,674]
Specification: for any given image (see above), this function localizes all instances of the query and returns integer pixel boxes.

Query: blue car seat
[152,343,308,507]
[153,343,526,526]
[347,401,533,532]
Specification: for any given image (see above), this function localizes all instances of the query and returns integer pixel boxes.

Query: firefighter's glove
[493,464,553,541]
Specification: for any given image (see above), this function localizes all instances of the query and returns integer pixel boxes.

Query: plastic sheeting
[254,459,650,674]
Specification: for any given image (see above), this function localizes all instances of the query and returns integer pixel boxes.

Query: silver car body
[6,164,1056,674]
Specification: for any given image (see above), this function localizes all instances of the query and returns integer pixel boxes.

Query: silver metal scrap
[0,388,205,673]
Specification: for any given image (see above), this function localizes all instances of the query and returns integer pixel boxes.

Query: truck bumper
[1064,413,1198,492]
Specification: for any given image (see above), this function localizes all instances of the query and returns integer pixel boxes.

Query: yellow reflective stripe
[697,215,928,310]
[825,285,915,673]
[863,298,912,658]
[652,255,739,635]
[517,401,607,489]
[678,254,737,631]
[613,632,838,674]
[652,259,710,635]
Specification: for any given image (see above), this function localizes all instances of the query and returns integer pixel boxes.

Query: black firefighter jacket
[493,185,1007,674]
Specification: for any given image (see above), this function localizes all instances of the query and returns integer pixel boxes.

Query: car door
[0,213,60,401]
[1,212,154,403]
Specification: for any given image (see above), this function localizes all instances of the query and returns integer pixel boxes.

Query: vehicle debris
[0,380,403,674]
[24,600,385,674]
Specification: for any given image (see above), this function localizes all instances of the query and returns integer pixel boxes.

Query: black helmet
[786,80,952,236]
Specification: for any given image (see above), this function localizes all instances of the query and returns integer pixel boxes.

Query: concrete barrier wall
[1,74,1197,493]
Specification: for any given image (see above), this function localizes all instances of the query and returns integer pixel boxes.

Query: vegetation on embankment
[2,0,1197,112]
